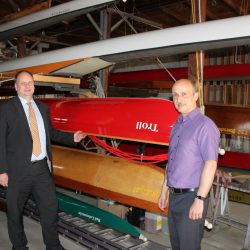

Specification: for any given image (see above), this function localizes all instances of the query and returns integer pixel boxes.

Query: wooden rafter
[160,6,189,25]
[6,0,19,12]
[205,8,219,20]
[185,0,219,21]
[0,1,50,24]
[34,75,80,85]
[221,0,241,15]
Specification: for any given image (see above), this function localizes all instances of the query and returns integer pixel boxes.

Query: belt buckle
[170,187,174,194]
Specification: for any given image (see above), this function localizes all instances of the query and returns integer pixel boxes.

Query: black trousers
[6,159,62,250]
[168,191,209,250]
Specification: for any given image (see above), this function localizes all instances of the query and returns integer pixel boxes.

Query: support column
[188,0,207,109]
[246,50,250,106]
[99,9,111,97]
[17,37,26,58]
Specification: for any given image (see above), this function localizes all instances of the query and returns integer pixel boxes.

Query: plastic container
[145,211,162,232]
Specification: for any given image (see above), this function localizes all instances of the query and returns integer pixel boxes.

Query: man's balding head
[172,79,198,116]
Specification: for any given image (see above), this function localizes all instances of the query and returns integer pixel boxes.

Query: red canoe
[40,98,179,145]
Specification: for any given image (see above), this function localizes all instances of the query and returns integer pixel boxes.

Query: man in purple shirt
[158,79,220,250]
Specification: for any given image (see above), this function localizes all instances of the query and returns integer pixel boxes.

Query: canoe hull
[52,145,167,214]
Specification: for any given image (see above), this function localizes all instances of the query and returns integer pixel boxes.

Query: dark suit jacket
[0,96,75,180]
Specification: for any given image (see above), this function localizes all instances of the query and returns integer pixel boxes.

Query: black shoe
[12,247,29,250]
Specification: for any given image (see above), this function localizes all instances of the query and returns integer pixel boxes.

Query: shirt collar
[18,96,34,106]
[178,107,200,124]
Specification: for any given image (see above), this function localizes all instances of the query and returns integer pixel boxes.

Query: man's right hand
[0,173,8,187]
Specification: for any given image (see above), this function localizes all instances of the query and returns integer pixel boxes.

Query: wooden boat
[52,145,166,214]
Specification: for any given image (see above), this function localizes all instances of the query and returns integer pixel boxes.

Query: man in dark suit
[0,71,85,250]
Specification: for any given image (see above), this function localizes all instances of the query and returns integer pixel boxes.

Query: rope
[191,0,204,113]
[156,58,176,82]
[89,136,168,165]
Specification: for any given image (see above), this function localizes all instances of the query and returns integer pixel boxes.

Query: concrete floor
[0,189,249,250]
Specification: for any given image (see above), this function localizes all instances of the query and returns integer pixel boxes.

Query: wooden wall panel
[205,104,250,137]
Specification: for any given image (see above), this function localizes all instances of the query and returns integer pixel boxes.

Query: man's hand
[0,173,8,187]
[158,187,169,211]
[189,198,204,220]
[74,131,86,143]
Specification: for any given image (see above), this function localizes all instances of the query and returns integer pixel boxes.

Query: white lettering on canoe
[136,122,158,132]
[78,212,101,223]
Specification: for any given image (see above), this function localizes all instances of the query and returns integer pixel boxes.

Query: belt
[31,157,47,165]
[169,187,197,194]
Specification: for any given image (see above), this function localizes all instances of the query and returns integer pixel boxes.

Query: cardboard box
[228,189,250,205]
[97,199,127,219]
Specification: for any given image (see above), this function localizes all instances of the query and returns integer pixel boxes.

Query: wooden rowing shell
[52,145,167,214]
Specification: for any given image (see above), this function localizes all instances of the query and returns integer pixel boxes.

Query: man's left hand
[74,131,86,143]
[189,198,204,220]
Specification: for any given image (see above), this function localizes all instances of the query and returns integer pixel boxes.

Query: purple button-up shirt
[167,108,220,188]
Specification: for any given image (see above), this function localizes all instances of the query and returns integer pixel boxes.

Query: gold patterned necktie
[27,102,42,156]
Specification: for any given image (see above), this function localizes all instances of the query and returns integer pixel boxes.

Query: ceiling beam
[34,75,80,85]
[0,1,50,24]
[24,35,72,47]
[107,8,163,29]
